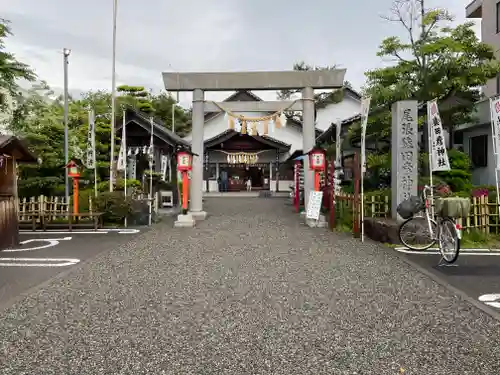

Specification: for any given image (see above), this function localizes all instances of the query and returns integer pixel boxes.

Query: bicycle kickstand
[437,256,458,267]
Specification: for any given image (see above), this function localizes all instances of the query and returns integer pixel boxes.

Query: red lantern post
[65,160,80,215]
[177,151,193,213]
[308,148,326,191]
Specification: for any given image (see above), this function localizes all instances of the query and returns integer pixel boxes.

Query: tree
[363,0,500,144]
[277,61,353,122]
[0,18,36,108]
[117,85,154,113]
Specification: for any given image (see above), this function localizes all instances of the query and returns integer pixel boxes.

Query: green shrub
[93,191,134,223]
[97,179,142,193]
[435,149,472,193]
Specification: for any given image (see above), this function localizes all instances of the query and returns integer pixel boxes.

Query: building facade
[462,1,498,185]
[183,90,361,192]
[466,0,500,98]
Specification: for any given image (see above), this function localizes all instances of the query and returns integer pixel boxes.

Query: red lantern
[65,160,80,178]
[177,151,192,172]
[308,148,326,171]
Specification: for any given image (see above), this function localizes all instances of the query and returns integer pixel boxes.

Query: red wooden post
[182,172,189,211]
[294,160,300,212]
[353,152,360,236]
[73,177,79,215]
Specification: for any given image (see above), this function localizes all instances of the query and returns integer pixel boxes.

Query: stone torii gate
[163,70,346,220]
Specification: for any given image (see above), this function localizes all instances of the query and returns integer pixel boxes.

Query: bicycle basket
[396,196,424,219]
[434,197,471,218]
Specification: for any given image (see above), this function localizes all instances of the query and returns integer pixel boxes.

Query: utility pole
[110,0,117,192]
[63,48,71,203]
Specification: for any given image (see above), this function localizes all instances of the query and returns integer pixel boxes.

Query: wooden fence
[335,193,500,234]
[18,195,94,221]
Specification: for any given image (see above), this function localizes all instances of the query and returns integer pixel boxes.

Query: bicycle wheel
[398,216,437,250]
[438,217,460,264]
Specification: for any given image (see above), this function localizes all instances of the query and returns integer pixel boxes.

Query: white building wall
[184,92,362,192]
[462,124,496,186]
[315,95,361,131]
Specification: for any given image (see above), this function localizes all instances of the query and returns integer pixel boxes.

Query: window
[469,134,488,168]
[497,1,500,33]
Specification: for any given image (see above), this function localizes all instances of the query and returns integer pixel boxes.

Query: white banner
[490,96,500,167]
[117,124,126,171]
[427,99,450,172]
[360,97,371,173]
[86,110,96,169]
[161,155,168,181]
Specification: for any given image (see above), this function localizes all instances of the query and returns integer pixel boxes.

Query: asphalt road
[398,249,500,313]
[0,229,143,307]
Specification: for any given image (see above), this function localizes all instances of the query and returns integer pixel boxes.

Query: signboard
[306,191,323,220]
[427,99,450,172]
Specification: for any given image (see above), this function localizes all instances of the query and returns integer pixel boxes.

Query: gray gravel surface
[1,198,500,374]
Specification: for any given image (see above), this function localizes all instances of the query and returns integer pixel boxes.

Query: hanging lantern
[177,151,193,172]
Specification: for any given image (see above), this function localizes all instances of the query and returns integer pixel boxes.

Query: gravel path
[1,198,500,374]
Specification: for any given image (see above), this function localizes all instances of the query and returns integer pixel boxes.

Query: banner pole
[427,102,434,218]
[123,110,128,227]
[490,97,500,214]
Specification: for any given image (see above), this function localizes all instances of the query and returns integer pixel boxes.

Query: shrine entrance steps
[203,191,289,198]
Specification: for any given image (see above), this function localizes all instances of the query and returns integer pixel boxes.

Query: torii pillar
[162,70,346,219]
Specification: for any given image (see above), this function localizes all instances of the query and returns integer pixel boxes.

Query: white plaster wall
[185,110,306,155]
[315,95,361,132]
[462,124,495,186]
[184,95,362,148]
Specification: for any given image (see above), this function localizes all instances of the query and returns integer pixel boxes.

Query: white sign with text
[306,191,323,220]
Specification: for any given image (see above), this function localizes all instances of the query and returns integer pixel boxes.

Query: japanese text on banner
[427,99,450,172]
[399,107,417,201]
[490,97,500,168]
[86,111,95,169]
[360,97,371,172]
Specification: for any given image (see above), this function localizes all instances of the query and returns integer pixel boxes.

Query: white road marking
[0,258,80,267]
[1,237,79,267]
[478,294,500,309]
[20,228,140,234]
[395,247,500,256]
[3,237,72,252]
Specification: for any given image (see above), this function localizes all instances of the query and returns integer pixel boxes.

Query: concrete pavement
[1,198,500,374]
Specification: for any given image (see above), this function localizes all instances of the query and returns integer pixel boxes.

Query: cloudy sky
[0,0,478,107]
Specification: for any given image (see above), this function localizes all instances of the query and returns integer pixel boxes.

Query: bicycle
[398,185,462,264]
